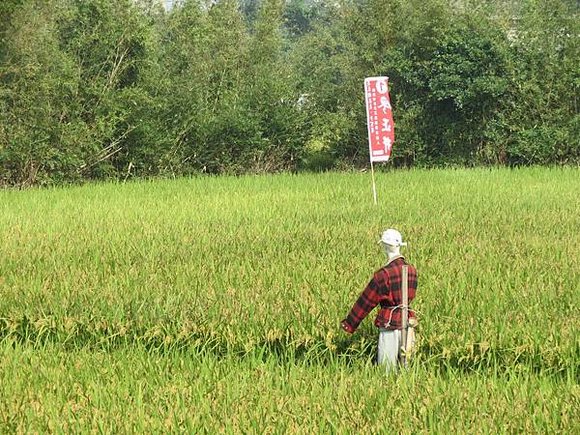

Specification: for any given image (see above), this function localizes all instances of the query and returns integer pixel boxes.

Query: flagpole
[365,76,393,206]
[370,160,377,205]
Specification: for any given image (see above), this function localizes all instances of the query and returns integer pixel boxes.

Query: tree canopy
[0,0,578,186]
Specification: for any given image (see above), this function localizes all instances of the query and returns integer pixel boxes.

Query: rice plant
[0,167,578,431]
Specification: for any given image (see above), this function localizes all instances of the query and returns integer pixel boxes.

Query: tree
[501,0,580,164]
[0,0,85,185]
[57,0,155,178]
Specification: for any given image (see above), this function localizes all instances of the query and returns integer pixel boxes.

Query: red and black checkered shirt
[342,256,417,333]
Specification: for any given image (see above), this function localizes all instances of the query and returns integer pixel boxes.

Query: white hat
[378,229,407,247]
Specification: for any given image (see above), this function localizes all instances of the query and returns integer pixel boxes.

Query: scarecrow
[341,229,418,369]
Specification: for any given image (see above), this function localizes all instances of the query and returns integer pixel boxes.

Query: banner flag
[364,77,395,162]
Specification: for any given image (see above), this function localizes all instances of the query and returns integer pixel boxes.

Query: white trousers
[377,328,415,371]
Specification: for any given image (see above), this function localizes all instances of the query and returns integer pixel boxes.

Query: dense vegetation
[0,0,578,186]
[0,168,578,431]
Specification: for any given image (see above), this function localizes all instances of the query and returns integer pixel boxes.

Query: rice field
[0,167,578,432]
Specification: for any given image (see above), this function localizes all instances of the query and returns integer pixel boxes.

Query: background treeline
[0,0,578,186]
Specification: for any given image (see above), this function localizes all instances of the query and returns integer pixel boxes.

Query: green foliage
[0,1,85,185]
[2,344,577,432]
[499,0,580,165]
[56,0,155,178]
[422,24,509,163]
[0,0,155,185]
[0,0,578,186]
[0,169,578,430]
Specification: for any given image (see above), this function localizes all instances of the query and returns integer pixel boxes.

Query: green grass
[0,167,579,431]
[1,343,577,433]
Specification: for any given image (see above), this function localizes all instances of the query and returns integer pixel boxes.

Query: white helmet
[378,228,407,247]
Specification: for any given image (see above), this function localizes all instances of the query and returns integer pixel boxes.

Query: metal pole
[401,265,409,368]
[370,161,377,205]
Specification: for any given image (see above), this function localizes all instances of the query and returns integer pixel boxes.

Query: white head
[378,228,407,259]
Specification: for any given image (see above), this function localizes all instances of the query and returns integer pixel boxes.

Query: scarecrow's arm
[341,273,383,333]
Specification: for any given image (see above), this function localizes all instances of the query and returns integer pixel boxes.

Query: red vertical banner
[364,77,395,162]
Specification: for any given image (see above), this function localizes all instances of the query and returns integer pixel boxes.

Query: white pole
[370,160,378,205]
[401,265,409,368]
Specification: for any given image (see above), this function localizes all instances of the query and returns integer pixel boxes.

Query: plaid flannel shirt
[342,256,417,333]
